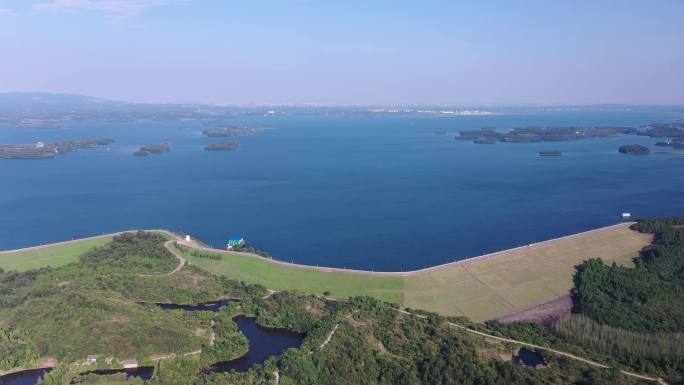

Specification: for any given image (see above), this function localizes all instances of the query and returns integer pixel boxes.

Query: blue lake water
[77,367,155,381]
[1,111,683,270]
[155,299,231,312]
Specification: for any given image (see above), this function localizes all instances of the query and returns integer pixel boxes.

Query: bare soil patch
[479,348,512,362]
[497,294,572,327]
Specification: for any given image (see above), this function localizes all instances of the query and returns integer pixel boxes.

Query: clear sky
[0,0,682,105]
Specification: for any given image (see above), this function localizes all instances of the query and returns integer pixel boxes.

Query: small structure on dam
[226,237,246,250]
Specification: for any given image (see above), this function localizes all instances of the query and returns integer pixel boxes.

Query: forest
[574,218,684,333]
[558,218,684,379]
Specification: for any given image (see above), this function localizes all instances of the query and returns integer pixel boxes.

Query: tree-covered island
[455,122,684,156]
[455,126,637,143]
[618,145,650,155]
[134,143,170,156]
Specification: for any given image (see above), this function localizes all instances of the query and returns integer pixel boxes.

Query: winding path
[319,312,357,349]
[210,320,216,346]
[161,240,186,274]
[137,240,185,277]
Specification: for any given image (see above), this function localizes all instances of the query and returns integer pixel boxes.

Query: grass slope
[403,224,651,321]
[180,224,651,321]
[179,245,404,304]
[0,237,112,272]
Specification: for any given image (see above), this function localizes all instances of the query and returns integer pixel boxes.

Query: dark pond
[513,348,546,367]
[0,369,51,385]
[155,300,304,373]
[155,298,231,312]
[76,367,155,381]
[209,316,304,373]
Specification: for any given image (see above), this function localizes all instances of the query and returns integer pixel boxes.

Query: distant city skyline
[0,0,683,105]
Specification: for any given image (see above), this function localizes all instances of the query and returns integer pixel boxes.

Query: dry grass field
[402,223,652,321]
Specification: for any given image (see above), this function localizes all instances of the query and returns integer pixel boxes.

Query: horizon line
[2,91,684,109]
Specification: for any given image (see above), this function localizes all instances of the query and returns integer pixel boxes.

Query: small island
[0,139,114,159]
[203,125,261,137]
[204,141,239,151]
[134,143,170,156]
[618,144,650,155]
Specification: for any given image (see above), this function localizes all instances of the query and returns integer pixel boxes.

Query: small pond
[512,348,546,367]
[0,369,51,385]
[208,316,304,373]
[76,367,155,381]
[154,300,304,373]
[153,298,231,312]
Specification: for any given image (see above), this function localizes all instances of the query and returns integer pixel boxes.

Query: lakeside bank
[0,223,652,321]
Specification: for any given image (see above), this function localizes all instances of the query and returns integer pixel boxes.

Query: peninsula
[456,122,684,149]
[0,139,113,159]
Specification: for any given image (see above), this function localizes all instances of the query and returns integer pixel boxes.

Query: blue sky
[0,0,682,105]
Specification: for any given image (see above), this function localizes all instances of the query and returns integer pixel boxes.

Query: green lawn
[0,237,112,272]
[177,245,405,304]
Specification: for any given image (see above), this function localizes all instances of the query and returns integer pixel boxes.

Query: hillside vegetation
[0,228,677,384]
[148,295,649,385]
[0,233,266,367]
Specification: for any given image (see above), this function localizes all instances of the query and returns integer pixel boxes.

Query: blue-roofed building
[226,237,245,250]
